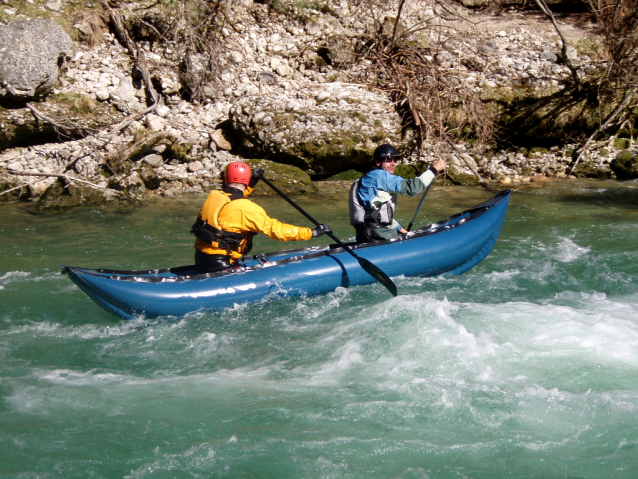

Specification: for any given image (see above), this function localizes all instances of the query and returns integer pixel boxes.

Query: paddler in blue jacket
[349,144,446,243]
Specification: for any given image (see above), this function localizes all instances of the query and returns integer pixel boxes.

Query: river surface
[1,179,637,478]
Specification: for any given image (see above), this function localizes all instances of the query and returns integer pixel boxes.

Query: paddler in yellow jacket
[192,161,331,274]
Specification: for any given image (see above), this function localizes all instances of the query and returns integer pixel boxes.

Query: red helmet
[225,161,251,186]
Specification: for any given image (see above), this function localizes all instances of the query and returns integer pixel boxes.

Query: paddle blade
[358,257,398,297]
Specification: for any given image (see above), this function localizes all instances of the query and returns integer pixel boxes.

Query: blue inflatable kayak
[63,190,511,319]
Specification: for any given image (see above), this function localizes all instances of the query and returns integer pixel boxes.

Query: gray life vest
[348,177,397,228]
[349,178,365,226]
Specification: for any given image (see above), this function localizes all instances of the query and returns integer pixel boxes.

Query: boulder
[110,76,143,114]
[0,18,75,101]
[179,53,217,101]
[230,83,403,177]
[611,150,638,179]
[36,179,124,210]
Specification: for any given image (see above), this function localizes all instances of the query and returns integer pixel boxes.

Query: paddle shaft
[259,175,359,250]
[257,175,397,296]
[406,180,433,232]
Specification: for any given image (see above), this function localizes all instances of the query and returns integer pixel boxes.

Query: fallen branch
[9,171,104,190]
[26,103,100,138]
[0,181,36,197]
[444,137,492,189]
[114,131,177,161]
[100,101,159,140]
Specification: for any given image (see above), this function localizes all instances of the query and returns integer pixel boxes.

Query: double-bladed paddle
[257,173,398,297]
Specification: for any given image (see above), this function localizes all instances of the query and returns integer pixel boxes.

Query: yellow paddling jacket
[193,186,313,261]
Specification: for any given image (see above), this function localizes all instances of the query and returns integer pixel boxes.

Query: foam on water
[550,235,592,262]
[0,271,31,285]
[6,291,636,412]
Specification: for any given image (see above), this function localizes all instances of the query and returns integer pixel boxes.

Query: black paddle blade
[358,257,398,297]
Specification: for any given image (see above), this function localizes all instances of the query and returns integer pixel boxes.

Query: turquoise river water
[1,179,637,478]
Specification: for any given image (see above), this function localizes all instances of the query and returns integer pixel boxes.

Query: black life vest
[190,218,250,253]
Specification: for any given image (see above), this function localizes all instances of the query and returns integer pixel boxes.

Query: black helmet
[373,144,399,162]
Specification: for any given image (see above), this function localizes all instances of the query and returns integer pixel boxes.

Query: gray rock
[188,161,204,172]
[180,53,217,101]
[102,188,122,202]
[142,154,164,168]
[45,1,63,12]
[317,34,357,69]
[316,91,331,102]
[463,56,487,71]
[228,51,244,64]
[95,90,110,101]
[276,64,291,77]
[0,18,75,100]
[155,105,171,118]
[435,50,455,68]
[110,76,142,114]
[146,114,167,132]
[258,71,277,85]
[211,129,235,151]
[478,43,496,56]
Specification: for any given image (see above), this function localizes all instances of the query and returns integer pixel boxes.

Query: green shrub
[325,169,362,181]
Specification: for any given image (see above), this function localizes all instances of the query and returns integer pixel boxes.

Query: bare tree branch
[444,137,492,189]
[391,0,407,42]
[8,171,104,189]
[100,0,159,105]
[570,86,638,174]
[0,181,35,197]
[26,103,100,138]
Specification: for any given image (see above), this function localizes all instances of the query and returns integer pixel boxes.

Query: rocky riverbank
[1,0,637,208]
